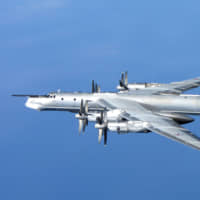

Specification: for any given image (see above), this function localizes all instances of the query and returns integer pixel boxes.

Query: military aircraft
[13,72,200,150]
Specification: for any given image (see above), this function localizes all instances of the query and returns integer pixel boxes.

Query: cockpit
[48,92,56,98]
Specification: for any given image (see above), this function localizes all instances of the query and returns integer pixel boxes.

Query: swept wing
[126,77,200,95]
[97,98,200,150]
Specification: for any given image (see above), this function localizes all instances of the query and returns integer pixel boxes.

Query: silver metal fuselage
[26,92,200,115]
[16,74,200,148]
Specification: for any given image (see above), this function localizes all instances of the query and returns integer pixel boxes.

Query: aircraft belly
[40,100,79,112]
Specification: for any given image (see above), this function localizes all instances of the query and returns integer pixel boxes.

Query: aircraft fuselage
[25,92,200,115]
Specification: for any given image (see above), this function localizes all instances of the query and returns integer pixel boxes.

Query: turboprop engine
[107,121,150,134]
[117,71,162,91]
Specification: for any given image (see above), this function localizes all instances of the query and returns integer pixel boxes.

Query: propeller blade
[96,112,103,125]
[121,73,124,84]
[119,80,123,87]
[85,101,88,114]
[79,119,83,134]
[119,72,129,90]
[100,111,104,122]
[98,129,103,144]
[104,128,107,146]
[80,99,84,114]
[82,121,86,132]
[95,83,98,93]
[82,119,88,132]
[125,71,128,85]
[92,80,95,93]
[86,118,88,126]
[97,86,101,93]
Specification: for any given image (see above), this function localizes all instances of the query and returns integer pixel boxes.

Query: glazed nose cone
[25,98,41,110]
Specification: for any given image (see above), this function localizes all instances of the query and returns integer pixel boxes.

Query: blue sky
[1,0,200,199]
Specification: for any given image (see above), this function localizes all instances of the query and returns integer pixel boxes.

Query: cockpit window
[48,92,56,98]
[48,94,56,98]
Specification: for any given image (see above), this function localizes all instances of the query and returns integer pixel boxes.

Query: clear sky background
[1,0,200,199]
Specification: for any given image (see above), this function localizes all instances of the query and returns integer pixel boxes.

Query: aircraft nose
[25,98,41,110]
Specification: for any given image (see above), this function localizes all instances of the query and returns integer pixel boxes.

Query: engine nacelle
[106,109,124,121]
[117,83,162,91]
[87,109,124,122]
[128,83,147,90]
[107,121,149,134]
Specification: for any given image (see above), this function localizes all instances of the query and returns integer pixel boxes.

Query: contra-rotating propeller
[77,99,89,134]
[96,111,108,146]
[92,80,100,93]
[119,71,128,90]
[77,80,101,134]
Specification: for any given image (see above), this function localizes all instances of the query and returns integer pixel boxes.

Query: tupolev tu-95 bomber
[13,72,200,150]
